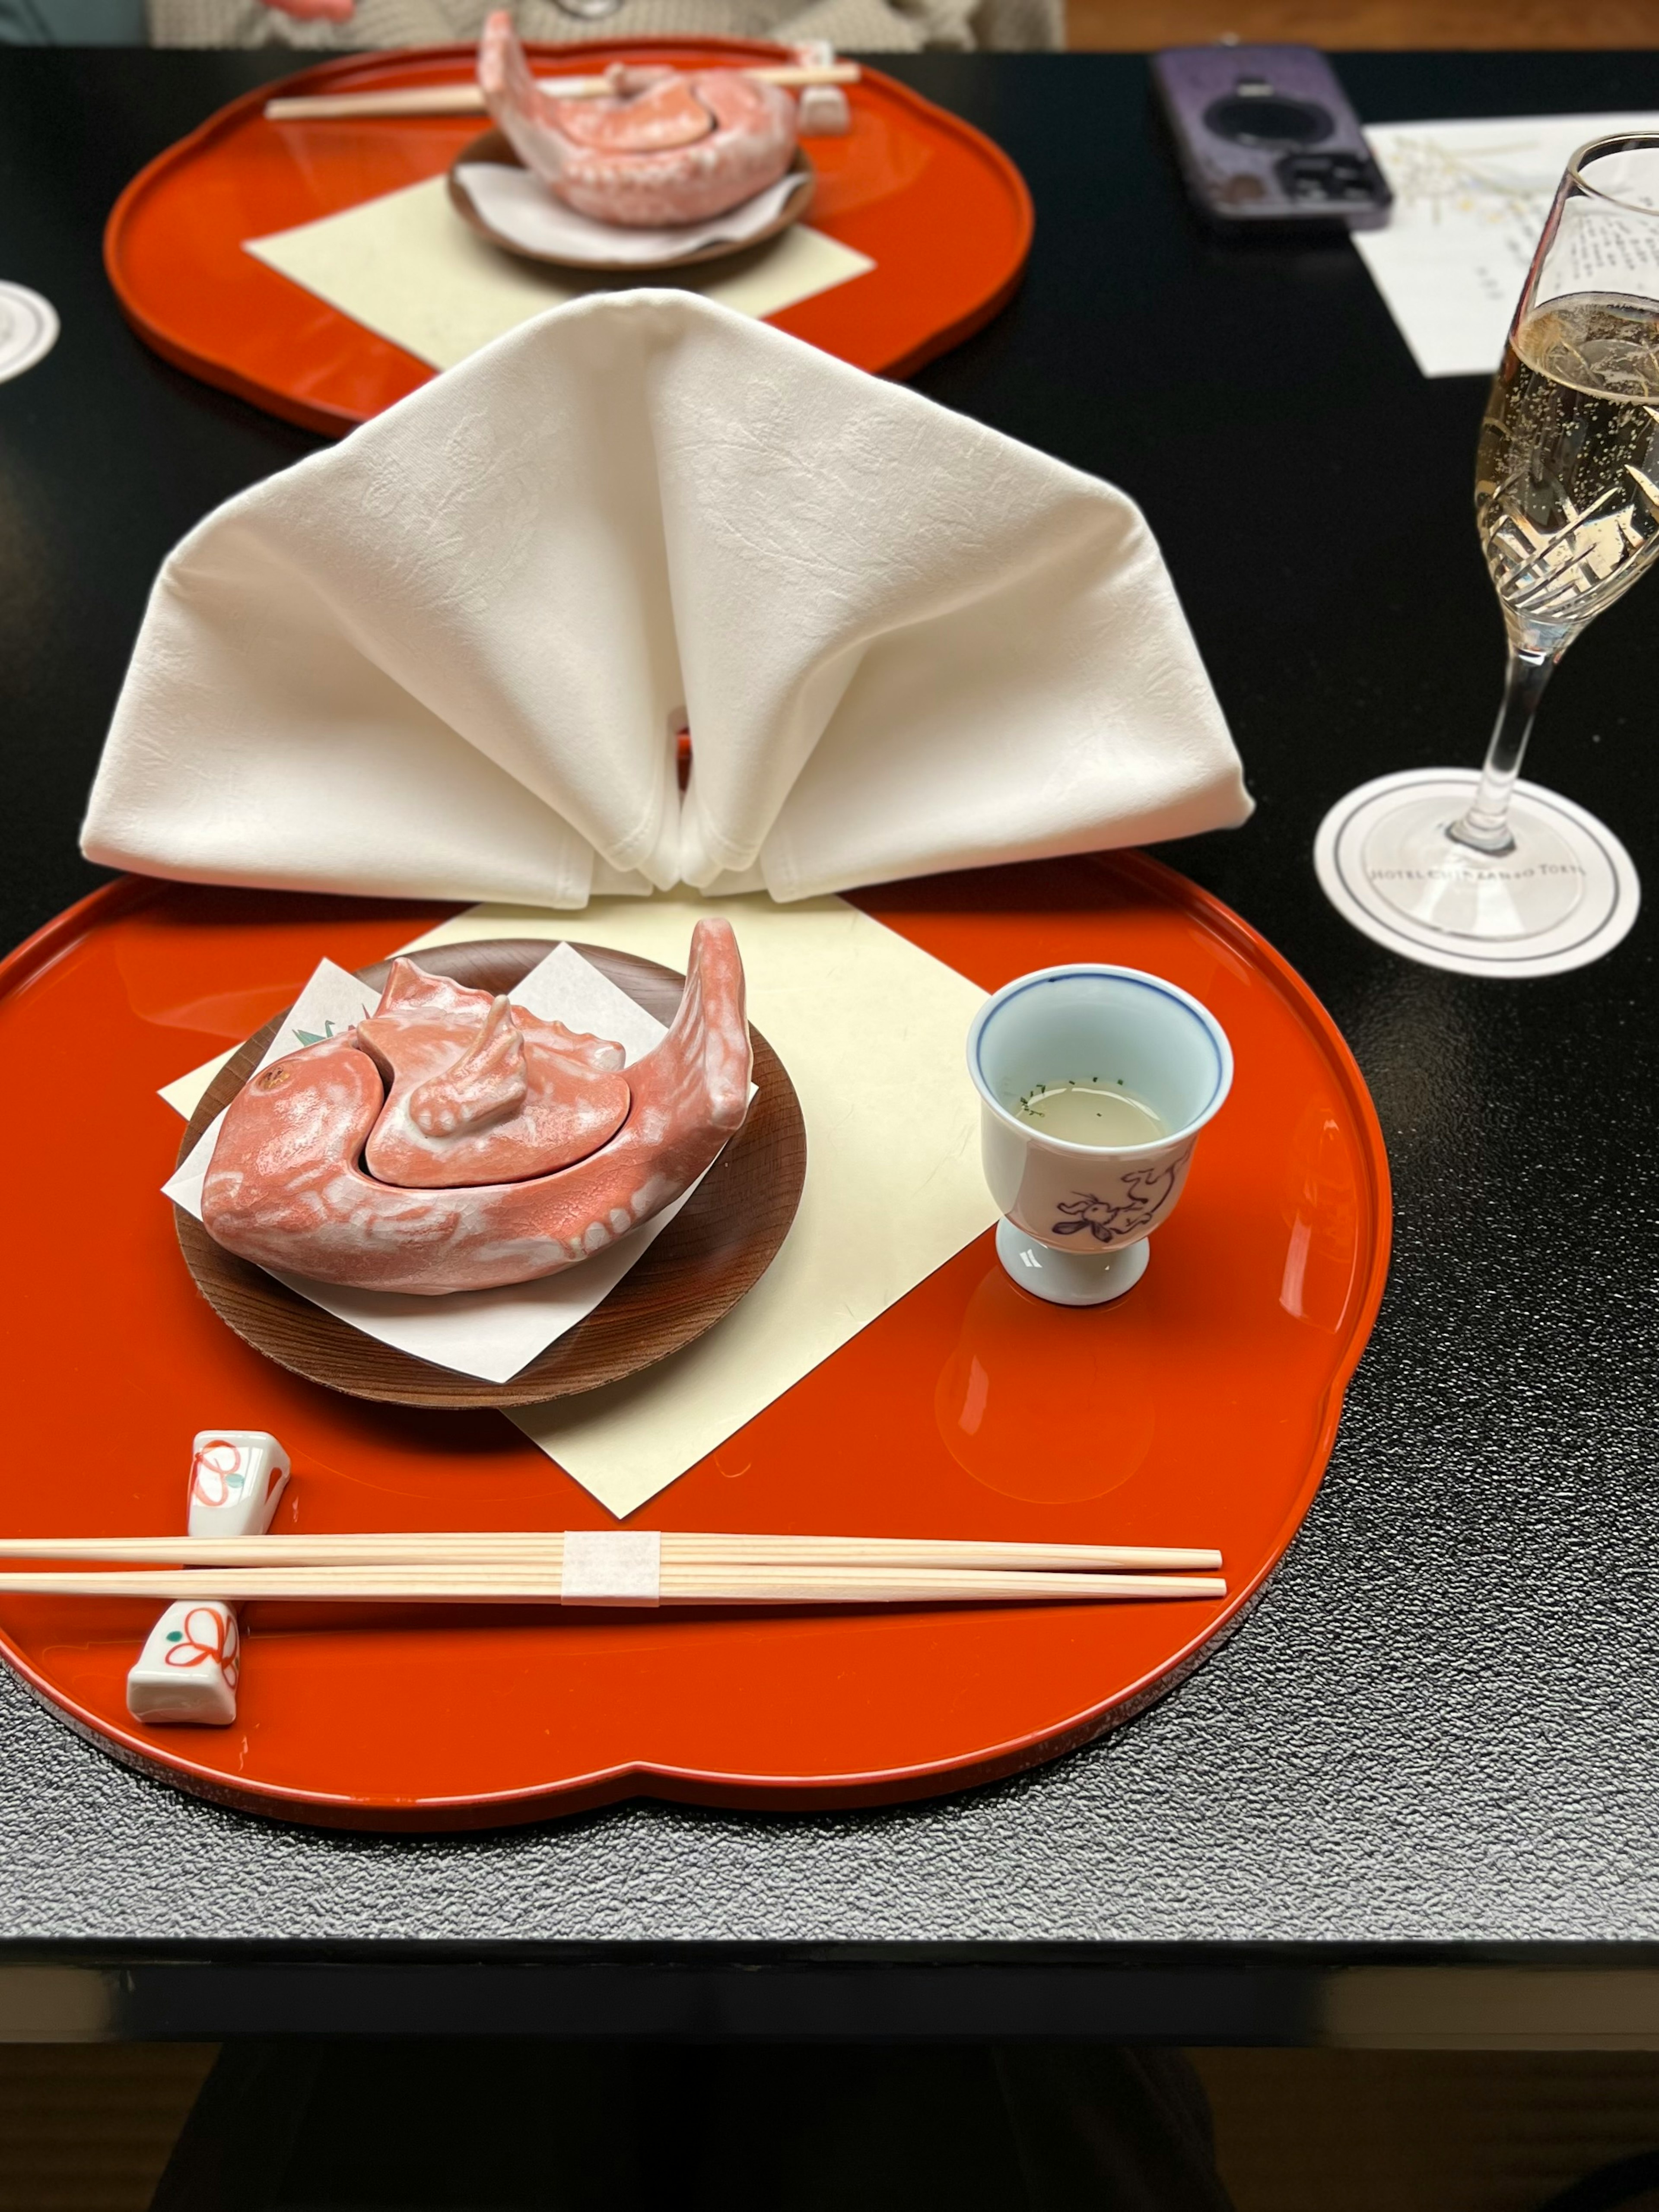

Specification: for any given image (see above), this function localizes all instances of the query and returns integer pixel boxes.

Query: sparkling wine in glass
[1322,135,1655,967]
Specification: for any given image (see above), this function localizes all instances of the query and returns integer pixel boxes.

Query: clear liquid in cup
[1012,1081,1165,1146]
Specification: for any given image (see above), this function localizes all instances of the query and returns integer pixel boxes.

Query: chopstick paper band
[560,1530,661,1607]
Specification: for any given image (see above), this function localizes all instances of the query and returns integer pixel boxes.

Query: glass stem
[1447,647,1555,855]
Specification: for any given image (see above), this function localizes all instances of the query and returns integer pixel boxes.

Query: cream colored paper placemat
[405,895,998,1518]
[245,178,875,373]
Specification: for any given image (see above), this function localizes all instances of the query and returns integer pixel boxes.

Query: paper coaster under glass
[1315,768,1640,979]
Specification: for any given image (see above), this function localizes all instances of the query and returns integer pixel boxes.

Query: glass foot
[1315,771,1639,977]
[1363,790,1586,938]
[995,1218,1149,1306]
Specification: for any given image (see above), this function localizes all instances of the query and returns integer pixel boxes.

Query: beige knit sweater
[149,0,1059,53]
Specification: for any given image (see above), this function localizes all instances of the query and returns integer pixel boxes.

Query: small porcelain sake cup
[966,965,1233,1307]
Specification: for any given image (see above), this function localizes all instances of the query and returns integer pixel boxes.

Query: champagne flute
[1321,134,1655,967]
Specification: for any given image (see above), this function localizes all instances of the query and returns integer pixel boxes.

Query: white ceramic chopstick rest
[795,86,849,136]
[126,1431,290,1726]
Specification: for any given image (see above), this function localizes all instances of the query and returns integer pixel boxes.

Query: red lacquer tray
[104,40,1034,437]
[0,856,1389,1830]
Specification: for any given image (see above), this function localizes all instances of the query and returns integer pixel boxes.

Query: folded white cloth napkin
[83,292,1251,907]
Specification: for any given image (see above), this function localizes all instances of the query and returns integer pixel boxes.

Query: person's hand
[257,0,356,21]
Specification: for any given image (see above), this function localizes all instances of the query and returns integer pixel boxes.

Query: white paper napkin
[454,162,806,266]
[83,292,1251,911]
[163,943,709,1385]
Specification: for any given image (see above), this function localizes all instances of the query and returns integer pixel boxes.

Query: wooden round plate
[447,131,815,272]
[173,939,806,1410]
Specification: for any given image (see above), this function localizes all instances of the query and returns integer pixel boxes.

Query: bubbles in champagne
[1475,292,1659,648]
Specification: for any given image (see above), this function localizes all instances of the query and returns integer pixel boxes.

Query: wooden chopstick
[0,1532,1222,1574]
[263,62,859,123]
[0,1566,1224,1605]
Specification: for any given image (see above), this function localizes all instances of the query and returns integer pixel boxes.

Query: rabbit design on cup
[1050,1153,1192,1244]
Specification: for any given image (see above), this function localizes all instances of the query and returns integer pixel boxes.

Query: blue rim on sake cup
[966,964,1234,1155]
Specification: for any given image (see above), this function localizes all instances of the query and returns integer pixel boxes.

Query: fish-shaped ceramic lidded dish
[200,917,751,1296]
[477,11,798,228]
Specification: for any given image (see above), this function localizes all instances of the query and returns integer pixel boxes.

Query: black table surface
[0,46,1656,2044]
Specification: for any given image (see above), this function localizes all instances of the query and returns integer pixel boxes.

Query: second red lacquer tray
[104,39,1035,436]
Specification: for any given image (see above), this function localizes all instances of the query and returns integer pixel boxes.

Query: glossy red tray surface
[0,858,1388,1828]
[104,41,1035,436]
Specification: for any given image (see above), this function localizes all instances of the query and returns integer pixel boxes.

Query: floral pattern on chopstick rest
[127,1602,240,1727]
[126,1430,290,1729]
[187,1431,290,1537]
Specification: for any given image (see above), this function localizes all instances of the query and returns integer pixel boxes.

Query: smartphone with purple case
[1150,45,1392,232]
